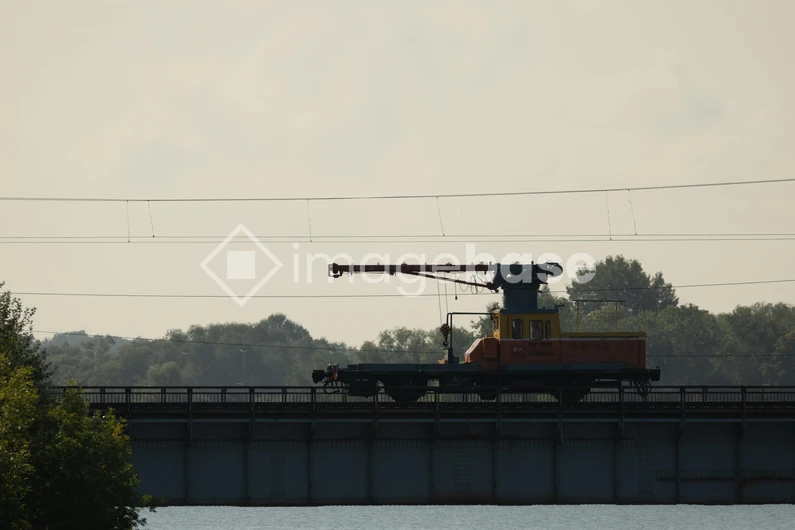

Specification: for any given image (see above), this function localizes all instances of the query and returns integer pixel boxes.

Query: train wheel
[477,390,498,401]
[473,380,499,401]
[385,379,427,403]
[348,380,379,398]
[439,375,475,394]
[552,382,591,404]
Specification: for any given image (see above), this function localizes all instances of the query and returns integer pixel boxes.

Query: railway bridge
[71,385,795,505]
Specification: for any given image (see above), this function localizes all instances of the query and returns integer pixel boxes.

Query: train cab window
[511,319,523,339]
[530,320,543,340]
[545,320,552,339]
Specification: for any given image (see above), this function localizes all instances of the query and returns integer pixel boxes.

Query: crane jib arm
[328,262,564,292]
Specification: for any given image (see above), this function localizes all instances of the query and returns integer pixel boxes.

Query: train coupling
[312,364,340,384]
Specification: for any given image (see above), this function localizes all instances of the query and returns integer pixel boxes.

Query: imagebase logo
[201,232,597,304]
[199,224,283,307]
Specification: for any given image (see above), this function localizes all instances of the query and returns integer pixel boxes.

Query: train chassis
[314,365,657,403]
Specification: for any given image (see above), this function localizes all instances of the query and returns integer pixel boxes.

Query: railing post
[741,387,747,429]
[680,386,686,430]
[434,389,440,432]
[309,387,317,434]
[125,387,131,417]
[161,387,167,404]
[100,387,106,405]
[496,386,502,434]
[282,387,287,404]
[187,387,193,414]
[249,387,255,414]
[221,387,227,404]
[557,386,563,444]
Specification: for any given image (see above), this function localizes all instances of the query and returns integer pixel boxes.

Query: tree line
[40,255,795,388]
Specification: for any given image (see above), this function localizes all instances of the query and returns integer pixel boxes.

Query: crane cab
[464,308,562,370]
[492,309,561,341]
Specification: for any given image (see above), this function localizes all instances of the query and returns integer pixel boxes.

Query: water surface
[141,505,794,530]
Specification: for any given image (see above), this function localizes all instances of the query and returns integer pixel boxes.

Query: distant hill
[42,331,131,356]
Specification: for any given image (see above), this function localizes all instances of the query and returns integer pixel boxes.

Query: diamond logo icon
[200,224,283,306]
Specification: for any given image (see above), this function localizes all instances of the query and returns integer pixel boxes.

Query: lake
[140,505,794,529]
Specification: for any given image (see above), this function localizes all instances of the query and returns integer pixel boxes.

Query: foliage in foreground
[0,283,153,530]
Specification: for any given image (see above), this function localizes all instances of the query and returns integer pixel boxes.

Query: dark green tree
[0,363,37,529]
[641,304,723,385]
[0,282,50,387]
[0,285,153,529]
[28,387,152,529]
[716,303,795,385]
[471,301,500,339]
[358,327,444,364]
[567,255,678,318]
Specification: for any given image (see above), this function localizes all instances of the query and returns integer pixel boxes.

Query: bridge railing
[55,385,795,411]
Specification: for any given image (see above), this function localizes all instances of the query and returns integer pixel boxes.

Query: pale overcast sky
[1,0,794,345]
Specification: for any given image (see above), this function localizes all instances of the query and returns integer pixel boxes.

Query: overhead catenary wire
[2,178,790,244]
[3,232,795,239]
[1,177,793,203]
[31,329,795,358]
[2,235,795,244]
[9,277,795,300]
[3,178,790,244]
[15,291,495,299]
[8,179,792,360]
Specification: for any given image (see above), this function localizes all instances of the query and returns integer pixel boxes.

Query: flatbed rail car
[313,261,660,402]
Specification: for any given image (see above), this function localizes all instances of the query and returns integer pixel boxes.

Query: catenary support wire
[628,189,638,236]
[125,201,130,243]
[148,200,156,238]
[436,196,445,236]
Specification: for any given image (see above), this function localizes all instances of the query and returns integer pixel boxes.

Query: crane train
[312,261,660,402]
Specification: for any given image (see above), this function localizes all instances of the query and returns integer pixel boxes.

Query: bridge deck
[62,385,795,421]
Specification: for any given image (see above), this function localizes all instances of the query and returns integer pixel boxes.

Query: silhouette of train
[313,261,659,402]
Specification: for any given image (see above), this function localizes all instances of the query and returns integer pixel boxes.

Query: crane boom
[328,261,564,293]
